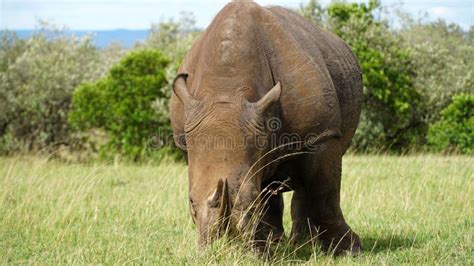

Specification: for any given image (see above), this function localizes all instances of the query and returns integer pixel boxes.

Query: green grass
[1,155,472,264]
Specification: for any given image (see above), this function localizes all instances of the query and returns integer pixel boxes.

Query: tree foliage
[322,0,421,151]
[400,20,474,123]
[1,4,472,158]
[298,0,473,153]
[427,93,474,154]
[139,13,200,147]
[300,0,324,24]
[0,25,107,153]
[69,49,171,160]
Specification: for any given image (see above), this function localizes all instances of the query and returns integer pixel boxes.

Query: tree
[139,12,200,151]
[0,31,26,137]
[0,25,104,153]
[427,93,474,154]
[69,49,171,160]
[300,0,324,24]
[324,0,421,151]
[400,19,474,124]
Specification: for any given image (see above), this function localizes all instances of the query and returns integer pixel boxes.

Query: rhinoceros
[170,0,363,255]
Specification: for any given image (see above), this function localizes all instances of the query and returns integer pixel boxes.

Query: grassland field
[0,155,472,264]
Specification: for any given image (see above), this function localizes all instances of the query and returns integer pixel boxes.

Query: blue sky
[1,0,472,30]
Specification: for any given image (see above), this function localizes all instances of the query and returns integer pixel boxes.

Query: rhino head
[173,73,282,246]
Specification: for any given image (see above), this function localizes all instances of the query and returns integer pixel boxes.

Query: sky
[1,0,473,30]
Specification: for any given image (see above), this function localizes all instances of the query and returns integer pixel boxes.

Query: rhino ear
[255,81,281,113]
[173,73,197,106]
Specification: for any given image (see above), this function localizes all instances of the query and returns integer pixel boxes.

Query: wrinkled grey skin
[170,1,363,255]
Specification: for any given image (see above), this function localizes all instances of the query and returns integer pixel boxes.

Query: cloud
[429,6,452,16]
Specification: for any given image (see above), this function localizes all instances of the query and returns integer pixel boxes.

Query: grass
[1,155,472,264]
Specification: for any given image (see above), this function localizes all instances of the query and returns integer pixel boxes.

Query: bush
[325,0,421,151]
[0,26,104,153]
[427,93,474,154]
[400,20,474,124]
[69,49,173,160]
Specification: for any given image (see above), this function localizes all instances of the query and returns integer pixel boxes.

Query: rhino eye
[179,135,187,147]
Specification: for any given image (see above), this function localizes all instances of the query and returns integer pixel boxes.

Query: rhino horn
[220,179,232,218]
[209,178,232,221]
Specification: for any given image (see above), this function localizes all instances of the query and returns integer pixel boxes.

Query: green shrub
[69,49,173,160]
[324,0,422,152]
[0,28,104,153]
[401,21,473,124]
[427,93,474,154]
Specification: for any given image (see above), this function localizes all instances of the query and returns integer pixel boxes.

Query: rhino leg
[289,188,313,243]
[252,192,285,253]
[290,138,361,255]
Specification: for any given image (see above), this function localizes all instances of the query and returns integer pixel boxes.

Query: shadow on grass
[269,242,318,263]
[362,234,420,254]
[268,234,420,262]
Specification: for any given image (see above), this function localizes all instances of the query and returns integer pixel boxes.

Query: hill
[13,29,149,48]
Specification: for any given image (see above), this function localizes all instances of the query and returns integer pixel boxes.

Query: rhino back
[171,2,362,152]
